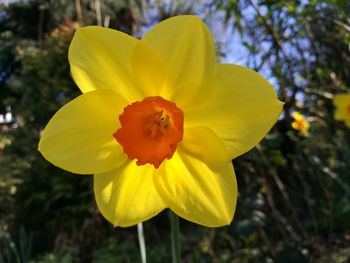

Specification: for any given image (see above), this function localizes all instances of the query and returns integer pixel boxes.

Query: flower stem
[137,223,147,263]
[169,210,181,263]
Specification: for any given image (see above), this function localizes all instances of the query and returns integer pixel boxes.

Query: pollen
[144,111,170,138]
[114,96,184,168]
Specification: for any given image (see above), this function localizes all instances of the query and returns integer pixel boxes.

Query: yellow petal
[291,121,299,130]
[333,93,350,121]
[39,89,127,174]
[185,64,283,159]
[154,126,237,227]
[69,26,144,102]
[292,111,303,121]
[345,119,350,128]
[142,16,216,108]
[335,109,347,120]
[131,41,166,96]
[333,93,350,108]
[94,161,166,227]
[301,128,309,137]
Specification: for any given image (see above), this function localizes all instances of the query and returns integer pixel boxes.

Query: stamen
[144,111,170,138]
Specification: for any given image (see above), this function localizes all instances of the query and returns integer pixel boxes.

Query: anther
[145,111,170,138]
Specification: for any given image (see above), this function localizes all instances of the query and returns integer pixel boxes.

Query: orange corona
[114,96,184,168]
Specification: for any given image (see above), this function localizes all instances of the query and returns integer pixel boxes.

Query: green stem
[169,210,181,263]
[137,223,147,263]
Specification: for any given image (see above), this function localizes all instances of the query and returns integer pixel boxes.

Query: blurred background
[0,0,349,262]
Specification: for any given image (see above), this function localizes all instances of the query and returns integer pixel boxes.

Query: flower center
[114,96,184,168]
[347,105,350,115]
[296,119,305,129]
[144,110,170,138]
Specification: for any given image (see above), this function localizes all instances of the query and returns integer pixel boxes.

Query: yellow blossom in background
[291,111,310,137]
[333,93,350,128]
[38,16,283,227]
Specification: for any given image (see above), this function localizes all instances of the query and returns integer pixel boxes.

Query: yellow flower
[291,111,310,137]
[333,93,350,127]
[38,16,283,227]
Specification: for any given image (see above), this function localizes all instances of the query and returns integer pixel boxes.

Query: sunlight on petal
[69,26,145,102]
[142,16,216,108]
[185,64,283,159]
[94,160,166,227]
[39,89,127,174]
[154,126,237,227]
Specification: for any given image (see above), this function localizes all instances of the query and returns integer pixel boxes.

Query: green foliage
[0,226,32,263]
[92,238,140,263]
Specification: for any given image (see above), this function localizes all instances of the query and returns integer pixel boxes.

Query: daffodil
[291,111,310,137]
[333,93,350,127]
[38,16,283,227]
